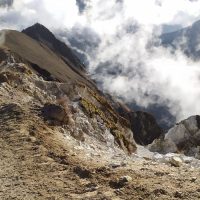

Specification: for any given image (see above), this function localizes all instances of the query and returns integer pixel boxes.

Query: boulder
[0,72,8,83]
[42,103,69,124]
[109,175,132,189]
[149,115,200,158]
[169,156,183,167]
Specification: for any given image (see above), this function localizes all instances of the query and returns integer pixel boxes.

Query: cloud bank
[1,0,200,124]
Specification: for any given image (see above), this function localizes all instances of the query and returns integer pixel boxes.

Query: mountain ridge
[22,23,86,73]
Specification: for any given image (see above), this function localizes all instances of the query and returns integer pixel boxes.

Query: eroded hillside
[0,28,200,200]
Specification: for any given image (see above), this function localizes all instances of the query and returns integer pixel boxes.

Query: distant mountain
[161,24,183,34]
[0,0,13,7]
[161,20,200,59]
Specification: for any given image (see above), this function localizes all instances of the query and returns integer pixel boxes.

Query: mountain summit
[22,23,86,72]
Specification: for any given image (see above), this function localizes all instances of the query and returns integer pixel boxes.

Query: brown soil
[0,100,200,200]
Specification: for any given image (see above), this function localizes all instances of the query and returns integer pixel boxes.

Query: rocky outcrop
[149,115,200,158]
[127,111,163,145]
[42,103,69,124]
[127,111,163,146]
[105,95,163,145]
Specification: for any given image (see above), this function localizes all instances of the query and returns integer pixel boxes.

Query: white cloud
[1,0,200,30]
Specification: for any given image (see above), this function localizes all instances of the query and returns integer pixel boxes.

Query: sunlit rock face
[149,115,200,159]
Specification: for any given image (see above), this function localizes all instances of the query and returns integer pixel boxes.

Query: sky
[1,0,200,30]
[1,0,200,123]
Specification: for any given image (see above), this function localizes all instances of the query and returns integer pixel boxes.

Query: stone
[174,191,182,198]
[190,177,197,182]
[109,163,121,169]
[0,72,8,83]
[109,176,132,189]
[153,153,165,163]
[84,182,98,192]
[181,156,193,164]
[71,128,85,142]
[73,166,92,179]
[119,176,132,183]
[170,157,183,167]
[104,129,115,147]
[149,115,200,158]
[42,103,69,124]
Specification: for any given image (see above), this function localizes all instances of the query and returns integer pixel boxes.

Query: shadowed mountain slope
[0,29,94,87]
[22,23,86,72]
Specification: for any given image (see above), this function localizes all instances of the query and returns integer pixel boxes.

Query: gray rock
[149,115,200,159]
[170,157,183,167]
[119,176,132,183]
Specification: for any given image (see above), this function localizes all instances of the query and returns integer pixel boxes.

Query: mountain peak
[28,23,51,34]
[22,23,86,72]
[22,23,56,43]
[32,22,46,27]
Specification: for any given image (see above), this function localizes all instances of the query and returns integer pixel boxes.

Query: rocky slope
[22,23,163,146]
[0,28,137,154]
[0,26,200,199]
